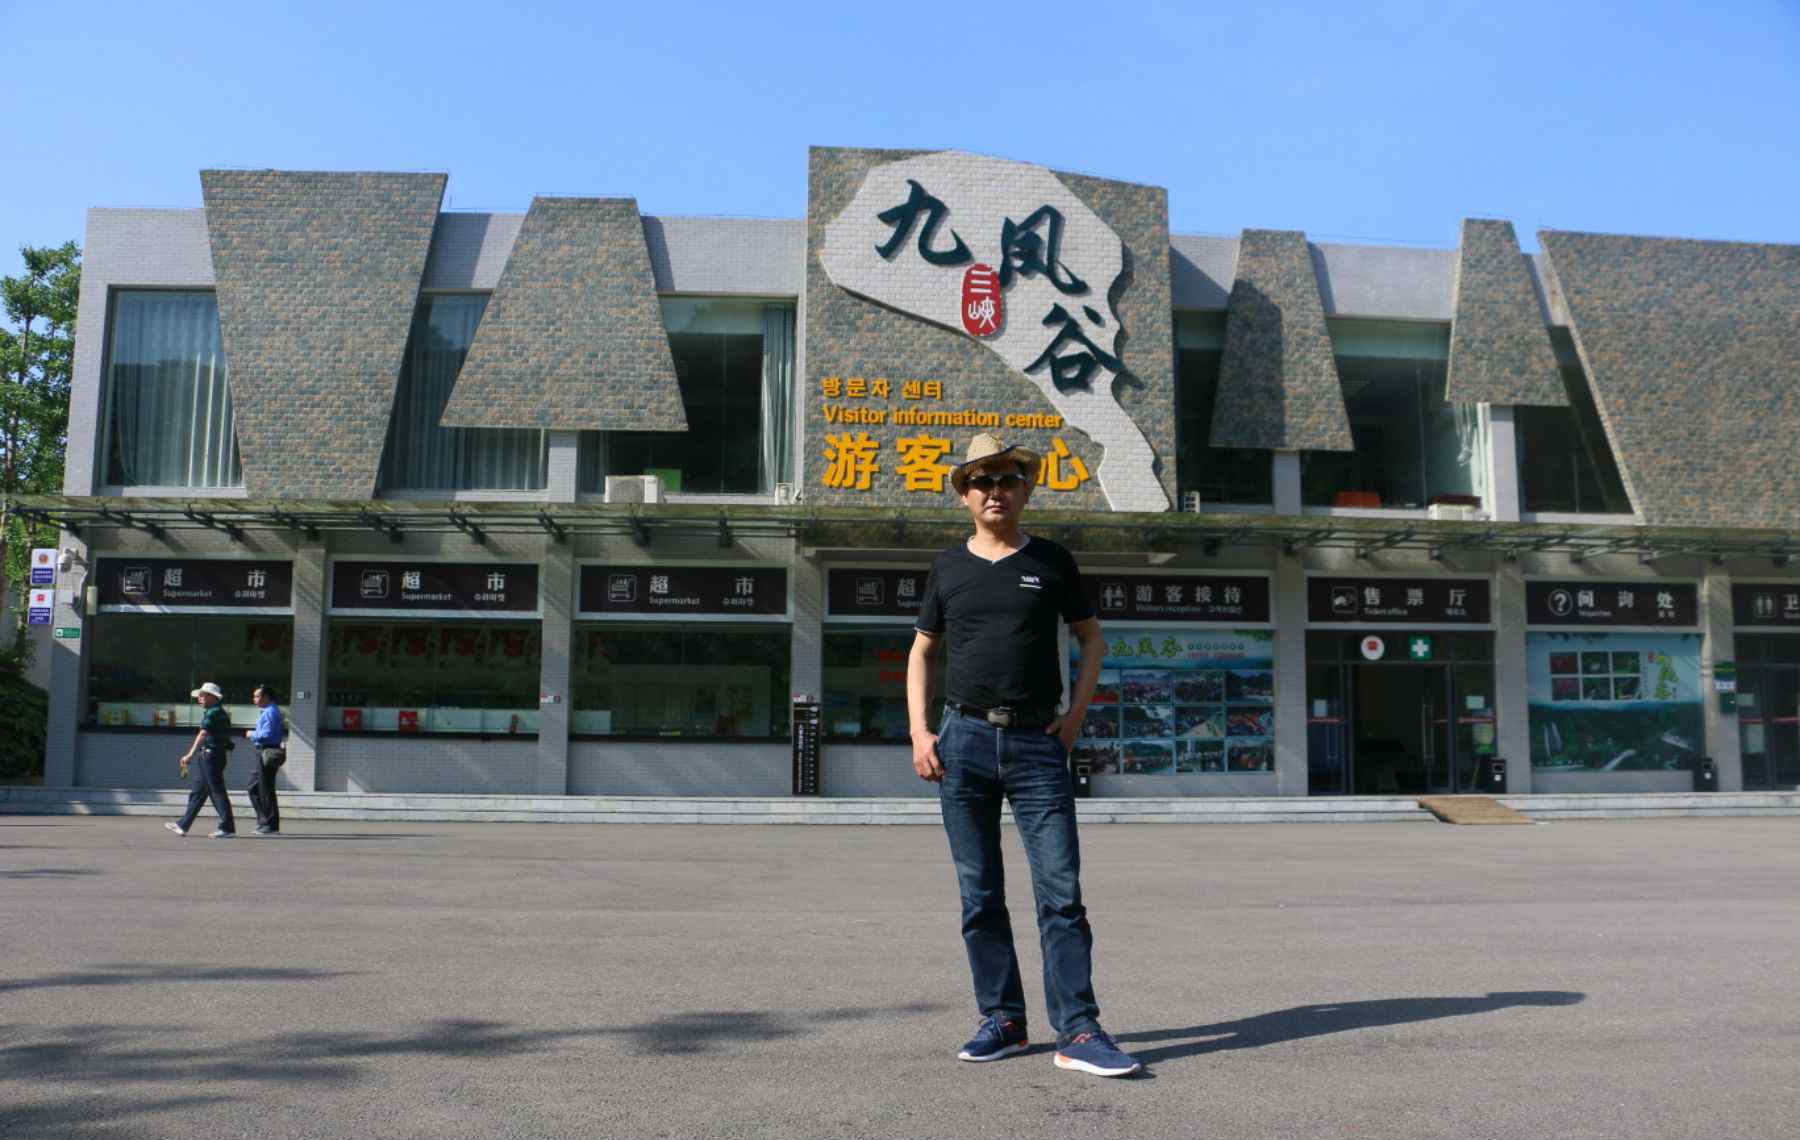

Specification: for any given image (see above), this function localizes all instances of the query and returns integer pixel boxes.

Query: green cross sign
[1408,635,1434,661]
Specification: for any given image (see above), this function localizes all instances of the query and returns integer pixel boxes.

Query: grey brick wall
[1446,219,1566,405]
[201,170,446,499]
[1211,229,1353,451]
[1540,231,1800,528]
[803,146,1177,511]
[441,197,685,432]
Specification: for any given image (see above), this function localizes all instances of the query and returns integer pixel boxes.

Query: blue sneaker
[957,1015,1029,1062]
[1054,1028,1142,1077]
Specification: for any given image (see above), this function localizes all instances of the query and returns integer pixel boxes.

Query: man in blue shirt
[244,684,288,835]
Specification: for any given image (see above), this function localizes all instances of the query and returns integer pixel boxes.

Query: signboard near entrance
[1733,585,1800,628]
[330,561,537,614]
[579,566,788,617]
[1527,581,1698,627]
[1307,578,1490,624]
[825,568,928,619]
[97,557,294,611]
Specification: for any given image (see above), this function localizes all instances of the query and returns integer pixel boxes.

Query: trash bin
[1072,761,1093,799]
[1694,756,1718,792]
[1485,757,1507,793]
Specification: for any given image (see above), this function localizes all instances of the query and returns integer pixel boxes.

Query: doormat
[1416,796,1533,825]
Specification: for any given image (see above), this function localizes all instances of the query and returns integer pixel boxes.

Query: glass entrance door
[1742,666,1800,790]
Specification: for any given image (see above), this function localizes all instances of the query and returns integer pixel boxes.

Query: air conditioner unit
[604,475,663,504]
[1182,490,1202,514]
[1426,503,1480,521]
[773,482,796,504]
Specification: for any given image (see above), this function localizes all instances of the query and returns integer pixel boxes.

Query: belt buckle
[986,707,1014,728]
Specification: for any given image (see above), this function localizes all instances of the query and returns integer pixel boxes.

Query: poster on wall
[1526,632,1703,771]
[1069,629,1274,778]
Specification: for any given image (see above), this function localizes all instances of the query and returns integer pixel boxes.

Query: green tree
[0,241,81,641]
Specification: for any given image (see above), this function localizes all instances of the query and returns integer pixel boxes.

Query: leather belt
[949,701,1056,731]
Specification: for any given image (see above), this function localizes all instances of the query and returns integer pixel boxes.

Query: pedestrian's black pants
[178,749,234,833]
[246,747,285,832]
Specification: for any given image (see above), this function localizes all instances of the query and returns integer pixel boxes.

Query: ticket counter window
[822,629,944,740]
[572,627,790,738]
[325,621,542,735]
[88,615,292,728]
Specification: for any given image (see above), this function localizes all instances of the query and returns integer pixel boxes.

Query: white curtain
[105,292,242,487]
[380,295,547,491]
[759,306,796,493]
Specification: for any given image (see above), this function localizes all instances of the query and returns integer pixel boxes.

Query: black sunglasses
[967,472,1027,491]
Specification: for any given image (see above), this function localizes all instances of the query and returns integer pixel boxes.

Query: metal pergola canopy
[15,495,1800,565]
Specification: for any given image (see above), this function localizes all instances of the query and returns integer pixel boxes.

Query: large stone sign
[807,148,1175,512]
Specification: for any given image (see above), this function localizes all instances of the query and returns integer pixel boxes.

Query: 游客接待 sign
[1086,575,1271,624]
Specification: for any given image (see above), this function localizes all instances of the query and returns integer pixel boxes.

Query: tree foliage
[0,241,80,636]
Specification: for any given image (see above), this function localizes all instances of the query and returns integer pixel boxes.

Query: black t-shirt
[916,535,1095,710]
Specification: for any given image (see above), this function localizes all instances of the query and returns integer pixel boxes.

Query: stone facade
[200,171,446,499]
[1540,231,1800,529]
[1446,219,1566,405]
[1211,229,1353,451]
[804,147,1175,511]
[442,197,685,432]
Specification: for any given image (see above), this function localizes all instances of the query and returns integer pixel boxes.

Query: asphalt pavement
[2,814,1797,1139]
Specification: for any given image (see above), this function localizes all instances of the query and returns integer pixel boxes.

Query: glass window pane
[572,626,790,737]
[1516,330,1631,514]
[379,295,548,492]
[1176,330,1273,505]
[88,615,291,728]
[324,620,541,734]
[102,291,243,488]
[823,629,941,739]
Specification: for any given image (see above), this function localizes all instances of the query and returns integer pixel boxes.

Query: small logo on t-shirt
[1019,574,1042,590]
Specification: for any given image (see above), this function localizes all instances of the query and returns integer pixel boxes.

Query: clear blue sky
[4,0,1797,265]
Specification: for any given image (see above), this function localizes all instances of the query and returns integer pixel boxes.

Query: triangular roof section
[441,197,686,432]
[1446,218,1567,405]
[201,170,446,499]
[1210,229,1353,451]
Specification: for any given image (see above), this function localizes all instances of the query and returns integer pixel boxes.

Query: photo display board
[579,566,788,617]
[1526,632,1703,772]
[1527,581,1698,627]
[1070,629,1275,777]
[97,557,293,611]
[330,562,538,614]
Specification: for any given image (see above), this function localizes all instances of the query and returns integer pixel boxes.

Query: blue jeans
[936,709,1100,1038]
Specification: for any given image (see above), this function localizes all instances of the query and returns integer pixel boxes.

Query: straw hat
[190,682,224,700]
[950,433,1042,494]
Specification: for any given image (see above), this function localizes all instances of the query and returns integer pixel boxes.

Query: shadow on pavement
[0,868,104,880]
[256,833,441,841]
[0,963,357,996]
[1118,991,1586,1065]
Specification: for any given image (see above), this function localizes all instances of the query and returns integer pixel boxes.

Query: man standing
[164,682,236,839]
[245,684,288,836]
[906,433,1141,1078]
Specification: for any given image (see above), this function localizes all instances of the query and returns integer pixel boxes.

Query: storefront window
[1071,629,1275,776]
[88,615,291,728]
[822,628,943,739]
[1515,329,1632,514]
[580,299,797,495]
[100,291,243,488]
[380,294,548,491]
[1302,321,1486,510]
[1175,312,1272,505]
[325,621,542,734]
[1527,632,1702,771]
[572,626,790,737]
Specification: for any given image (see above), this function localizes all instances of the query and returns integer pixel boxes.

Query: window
[572,626,790,737]
[1175,312,1272,505]
[380,294,548,492]
[1527,632,1701,771]
[87,615,290,728]
[1302,321,1486,510]
[100,291,243,488]
[1070,628,1276,776]
[823,629,943,739]
[1515,329,1631,514]
[580,299,796,495]
[324,621,542,734]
